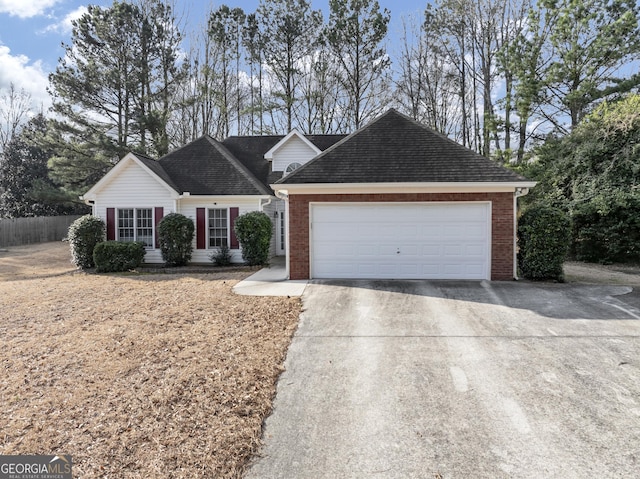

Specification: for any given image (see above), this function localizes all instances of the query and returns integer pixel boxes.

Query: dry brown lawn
[0,242,301,478]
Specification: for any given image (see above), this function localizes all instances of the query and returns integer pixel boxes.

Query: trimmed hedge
[518,204,570,281]
[93,241,146,273]
[234,211,272,266]
[68,215,105,269]
[158,213,194,267]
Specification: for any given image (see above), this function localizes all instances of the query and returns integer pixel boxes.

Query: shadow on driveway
[310,280,640,321]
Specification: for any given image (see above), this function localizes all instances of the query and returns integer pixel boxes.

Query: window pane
[208,208,228,248]
[136,208,153,248]
[118,209,134,242]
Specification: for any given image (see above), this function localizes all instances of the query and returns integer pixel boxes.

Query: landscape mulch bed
[0,242,301,478]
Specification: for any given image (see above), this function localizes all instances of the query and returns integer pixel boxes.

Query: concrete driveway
[245,280,640,478]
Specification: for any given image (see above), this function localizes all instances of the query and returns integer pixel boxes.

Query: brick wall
[288,192,515,281]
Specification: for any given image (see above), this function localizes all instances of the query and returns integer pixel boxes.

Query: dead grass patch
[564,261,640,286]
[0,242,300,478]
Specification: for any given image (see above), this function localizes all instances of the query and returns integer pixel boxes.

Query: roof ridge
[158,135,213,160]
[205,136,273,196]
[276,114,385,183]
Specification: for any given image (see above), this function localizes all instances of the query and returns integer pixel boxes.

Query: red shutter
[229,207,239,249]
[106,208,115,240]
[154,207,164,248]
[196,208,206,249]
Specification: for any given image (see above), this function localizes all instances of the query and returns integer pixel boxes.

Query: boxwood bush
[68,215,105,269]
[234,211,272,266]
[158,213,194,267]
[518,204,570,281]
[93,241,146,273]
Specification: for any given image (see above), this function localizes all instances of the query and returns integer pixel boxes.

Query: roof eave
[271,181,537,195]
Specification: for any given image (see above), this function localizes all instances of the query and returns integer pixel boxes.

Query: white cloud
[43,6,87,35]
[0,0,60,18]
[0,44,51,111]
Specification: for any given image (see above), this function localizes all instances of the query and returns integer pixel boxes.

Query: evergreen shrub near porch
[93,241,145,272]
[518,204,570,281]
[234,211,273,266]
[68,214,105,269]
[158,213,195,267]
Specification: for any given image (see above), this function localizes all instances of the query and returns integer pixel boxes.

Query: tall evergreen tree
[326,0,391,130]
[208,5,247,137]
[46,0,185,196]
[0,115,80,218]
[541,0,640,130]
[257,0,323,132]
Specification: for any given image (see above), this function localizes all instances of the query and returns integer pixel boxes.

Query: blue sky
[0,0,429,111]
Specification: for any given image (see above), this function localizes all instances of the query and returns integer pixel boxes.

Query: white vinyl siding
[179,197,270,264]
[93,160,175,263]
[310,202,491,280]
[271,136,319,172]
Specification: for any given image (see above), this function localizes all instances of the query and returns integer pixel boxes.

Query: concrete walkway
[233,257,308,297]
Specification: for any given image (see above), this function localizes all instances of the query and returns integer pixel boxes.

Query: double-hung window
[117,208,154,248]
[208,208,228,248]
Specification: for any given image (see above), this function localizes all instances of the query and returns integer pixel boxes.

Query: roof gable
[82,152,179,200]
[277,109,530,185]
[264,129,321,160]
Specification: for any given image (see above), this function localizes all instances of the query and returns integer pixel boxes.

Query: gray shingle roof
[157,136,272,196]
[222,134,346,189]
[133,153,181,193]
[277,109,529,184]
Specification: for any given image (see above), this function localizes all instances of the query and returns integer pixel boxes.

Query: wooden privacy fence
[0,216,82,248]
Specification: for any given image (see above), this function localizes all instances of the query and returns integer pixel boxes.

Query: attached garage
[273,109,536,281]
[310,202,490,279]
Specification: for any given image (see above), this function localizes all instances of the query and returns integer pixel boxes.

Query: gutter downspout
[513,187,530,280]
[260,196,272,211]
[274,190,290,279]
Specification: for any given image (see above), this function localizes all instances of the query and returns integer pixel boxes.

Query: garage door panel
[311,203,490,279]
[422,244,442,256]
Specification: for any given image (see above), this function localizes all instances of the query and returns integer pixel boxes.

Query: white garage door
[310,203,491,279]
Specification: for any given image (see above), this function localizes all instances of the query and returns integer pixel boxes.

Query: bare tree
[0,83,32,153]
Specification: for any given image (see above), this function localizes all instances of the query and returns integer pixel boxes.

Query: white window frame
[117,208,154,249]
[208,208,229,248]
[284,162,302,175]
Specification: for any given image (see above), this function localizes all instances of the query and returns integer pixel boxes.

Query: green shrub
[518,204,571,281]
[572,193,640,264]
[158,213,194,267]
[68,215,105,269]
[210,243,232,266]
[93,241,146,273]
[234,211,272,266]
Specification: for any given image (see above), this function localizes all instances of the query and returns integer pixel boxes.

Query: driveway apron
[245,280,640,478]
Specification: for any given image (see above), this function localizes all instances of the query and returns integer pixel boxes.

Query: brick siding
[288,192,515,281]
